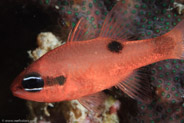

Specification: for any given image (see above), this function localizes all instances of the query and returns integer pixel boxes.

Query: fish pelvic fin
[78,92,107,115]
[116,69,154,103]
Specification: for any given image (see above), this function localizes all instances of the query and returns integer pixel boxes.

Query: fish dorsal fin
[67,17,100,42]
[78,92,107,115]
[99,0,138,41]
[116,69,154,102]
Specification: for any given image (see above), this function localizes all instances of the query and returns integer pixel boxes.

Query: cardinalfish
[11,0,184,112]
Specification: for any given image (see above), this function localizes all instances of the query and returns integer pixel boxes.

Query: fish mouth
[11,83,22,96]
[10,75,24,96]
[10,71,26,95]
[11,83,29,100]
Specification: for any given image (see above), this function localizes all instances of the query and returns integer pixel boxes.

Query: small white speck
[48,103,54,107]
[55,5,59,9]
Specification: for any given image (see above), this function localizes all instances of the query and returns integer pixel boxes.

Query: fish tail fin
[178,36,184,59]
[169,20,184,59]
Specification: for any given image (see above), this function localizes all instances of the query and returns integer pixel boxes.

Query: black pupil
[22,73,44,92]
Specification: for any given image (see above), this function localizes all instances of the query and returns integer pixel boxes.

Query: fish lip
[11,84,20,95]
[11,72,24,93]
[11,84,25,99]
[10,78,23,95]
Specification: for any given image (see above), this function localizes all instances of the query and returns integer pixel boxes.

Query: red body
[11,0,184,102]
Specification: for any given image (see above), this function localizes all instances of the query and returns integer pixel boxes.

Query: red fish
[11,0,184,109]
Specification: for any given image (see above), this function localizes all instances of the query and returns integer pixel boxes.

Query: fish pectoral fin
[77,92,107,115]
[116,69,154,102]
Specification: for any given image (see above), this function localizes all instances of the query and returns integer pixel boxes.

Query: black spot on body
[107,41,123,53]
[46,77,53,86]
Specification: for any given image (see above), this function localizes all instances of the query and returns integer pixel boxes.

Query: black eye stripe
[107,41,123,53]
[55,76,66,85]
[46,75,66,86]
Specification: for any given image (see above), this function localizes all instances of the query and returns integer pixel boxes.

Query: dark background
[0,0,58,120]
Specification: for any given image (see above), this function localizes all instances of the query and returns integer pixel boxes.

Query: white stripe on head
[23,77,42,81]
[24,88,43,91]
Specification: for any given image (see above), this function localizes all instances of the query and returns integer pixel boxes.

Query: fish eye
[22,72,44,92]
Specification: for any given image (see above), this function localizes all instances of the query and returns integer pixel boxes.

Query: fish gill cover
[9,0,184,122]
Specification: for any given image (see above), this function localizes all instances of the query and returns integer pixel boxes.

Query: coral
[28,32,63,61]
[174,1,184,14]
[36,0,183,39]
[36,0,109,40]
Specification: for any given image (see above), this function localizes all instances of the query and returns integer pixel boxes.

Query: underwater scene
[0,0,184,122]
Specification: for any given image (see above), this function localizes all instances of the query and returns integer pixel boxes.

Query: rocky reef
[1,0,184,123]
